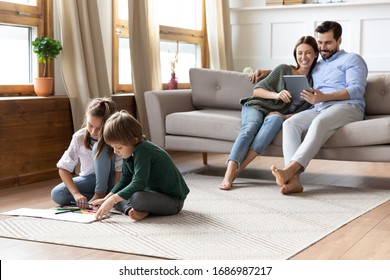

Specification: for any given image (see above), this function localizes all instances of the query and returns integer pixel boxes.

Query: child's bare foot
[219,181,233,190]
[280,174,303,195]
[128,209,149,221]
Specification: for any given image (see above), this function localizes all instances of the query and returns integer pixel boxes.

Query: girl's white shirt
[56,128,122,176]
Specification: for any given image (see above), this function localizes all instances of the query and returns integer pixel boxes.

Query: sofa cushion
[189,68,253,110]
[365,74,390,115]
[166,109,241,142]
[323,116,390,147]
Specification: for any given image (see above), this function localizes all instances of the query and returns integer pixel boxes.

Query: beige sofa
[145,68,390,164]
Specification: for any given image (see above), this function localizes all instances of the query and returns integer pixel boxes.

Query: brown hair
[315,21,342,41]
[82,97,117,156]
[293,35,319,75]
[103,110,145,147]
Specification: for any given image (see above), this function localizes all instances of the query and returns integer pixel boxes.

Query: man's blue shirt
[312,50,368,112]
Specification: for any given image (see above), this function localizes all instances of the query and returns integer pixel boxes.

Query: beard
[320,49,337,60]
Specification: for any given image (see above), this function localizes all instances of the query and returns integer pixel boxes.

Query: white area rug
[0,174,389,260]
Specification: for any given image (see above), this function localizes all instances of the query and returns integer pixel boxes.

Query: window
[113,0,132,93]
[0,0,52,96]
[112,0,207,93]
[0,24,37,84]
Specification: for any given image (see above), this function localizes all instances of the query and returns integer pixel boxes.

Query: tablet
[283,75,311,102]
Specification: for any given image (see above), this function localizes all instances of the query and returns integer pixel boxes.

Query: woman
[220,36,319,190]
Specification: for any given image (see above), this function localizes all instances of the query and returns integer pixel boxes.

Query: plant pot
[34,77,54,97]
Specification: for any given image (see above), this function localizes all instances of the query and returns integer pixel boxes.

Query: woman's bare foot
[219,181,233,190]
[220,161,238,190]
[280,174,303,195]
[128,209,149,221]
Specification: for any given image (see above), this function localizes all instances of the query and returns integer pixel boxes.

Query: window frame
[0,0,53,96]
[112,0,130,93]
[112,0,208,93]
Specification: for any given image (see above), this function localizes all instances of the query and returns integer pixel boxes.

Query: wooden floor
[1,151,389,260]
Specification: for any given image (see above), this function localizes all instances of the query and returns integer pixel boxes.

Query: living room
[1,0,390,275]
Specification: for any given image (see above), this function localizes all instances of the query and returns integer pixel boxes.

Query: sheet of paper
[0,208,107,224]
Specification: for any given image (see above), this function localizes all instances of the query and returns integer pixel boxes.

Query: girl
[93,110,189,221]
[51,97,122,206]
[220,35,319,190]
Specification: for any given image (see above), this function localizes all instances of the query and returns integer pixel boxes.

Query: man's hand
[249,69,271,84]
[301,89,323,104]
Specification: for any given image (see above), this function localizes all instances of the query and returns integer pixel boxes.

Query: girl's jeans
[51,143,116,206]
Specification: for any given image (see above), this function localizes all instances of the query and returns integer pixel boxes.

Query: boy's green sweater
[112,140,190,200]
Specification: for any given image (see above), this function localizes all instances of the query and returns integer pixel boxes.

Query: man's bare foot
[280,174,303,195]
[271,165,293,188]
[219,181,233,190]
[128,209,149,221]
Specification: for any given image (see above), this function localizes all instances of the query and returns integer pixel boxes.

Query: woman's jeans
[51,143,116,206]
[228,105,283,168]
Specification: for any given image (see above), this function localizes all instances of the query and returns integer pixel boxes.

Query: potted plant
[32,36,62,96]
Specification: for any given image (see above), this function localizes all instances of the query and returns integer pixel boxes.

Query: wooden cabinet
[0,94,136,189]
[0,96,73,188]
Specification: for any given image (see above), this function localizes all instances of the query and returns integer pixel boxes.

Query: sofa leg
[202,152,208,165]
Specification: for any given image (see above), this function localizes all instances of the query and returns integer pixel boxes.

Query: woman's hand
[276,90,292,103]
[95,196,116,221]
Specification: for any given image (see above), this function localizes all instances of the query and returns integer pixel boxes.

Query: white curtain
[128,0,162,138]
[205,0,234,70]
[56,0,110,130]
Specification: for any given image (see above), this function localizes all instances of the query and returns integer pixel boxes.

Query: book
[0,208,108,224]
[284,0,305,5]
[266,0,284,5]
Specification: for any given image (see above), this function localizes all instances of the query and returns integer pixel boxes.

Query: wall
[230,0,390,74]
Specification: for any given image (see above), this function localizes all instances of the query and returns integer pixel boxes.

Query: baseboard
[0,169,59,190]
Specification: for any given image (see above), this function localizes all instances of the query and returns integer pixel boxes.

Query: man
[270,21,368,194]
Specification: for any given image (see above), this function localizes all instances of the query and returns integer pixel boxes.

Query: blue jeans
[228,105,283,167]
[51,143,116,206]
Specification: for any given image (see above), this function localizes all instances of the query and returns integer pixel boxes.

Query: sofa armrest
[145,89,195,148]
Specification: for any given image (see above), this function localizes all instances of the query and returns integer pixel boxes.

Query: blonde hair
[103,110,145,147]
